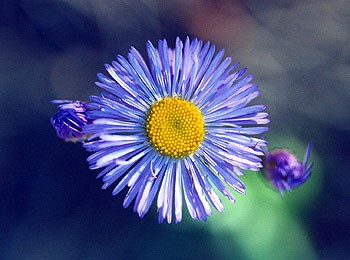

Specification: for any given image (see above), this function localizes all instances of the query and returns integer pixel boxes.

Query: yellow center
[145,97,205,158]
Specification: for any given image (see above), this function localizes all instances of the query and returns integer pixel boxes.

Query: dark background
[1,0,349,259]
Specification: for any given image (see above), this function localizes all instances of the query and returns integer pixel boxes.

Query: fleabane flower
[83,37,269,223]
[51,100,91,142]
[263,143,313,195]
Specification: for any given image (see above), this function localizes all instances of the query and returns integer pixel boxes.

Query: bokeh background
[1,0,349,259]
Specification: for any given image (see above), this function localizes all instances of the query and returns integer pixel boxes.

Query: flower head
[80,37,269,223]
[51,100,91,142]
[263,143,313,195]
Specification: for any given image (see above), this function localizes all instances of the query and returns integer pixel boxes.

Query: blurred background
[1,0,349,259]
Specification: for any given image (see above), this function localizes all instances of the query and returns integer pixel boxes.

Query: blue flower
[263,143,313,195]
[81,37,269,223]
[51,100,90,142]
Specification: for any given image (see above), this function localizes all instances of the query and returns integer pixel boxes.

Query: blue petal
[191,157,224,212]
[171,37,183,96]
[195,154,236,202]
[174,160,183,223]
[146,41,167,97]
[158,39,172,93]
[157,160,175,223]
[134,156,167,217]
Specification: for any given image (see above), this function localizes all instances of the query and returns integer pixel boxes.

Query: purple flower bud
[50,100,91,142]
[264,143,313,195]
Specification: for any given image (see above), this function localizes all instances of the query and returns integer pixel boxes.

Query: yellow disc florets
[145,97,205,158]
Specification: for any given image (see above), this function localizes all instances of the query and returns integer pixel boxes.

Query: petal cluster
[263,143,313,195]
[79,37,268,223]
[51,100,90,142]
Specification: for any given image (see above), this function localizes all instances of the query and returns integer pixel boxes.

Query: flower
[51,100,91,142]
[81,37,269,223]
[263,143,313,195]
